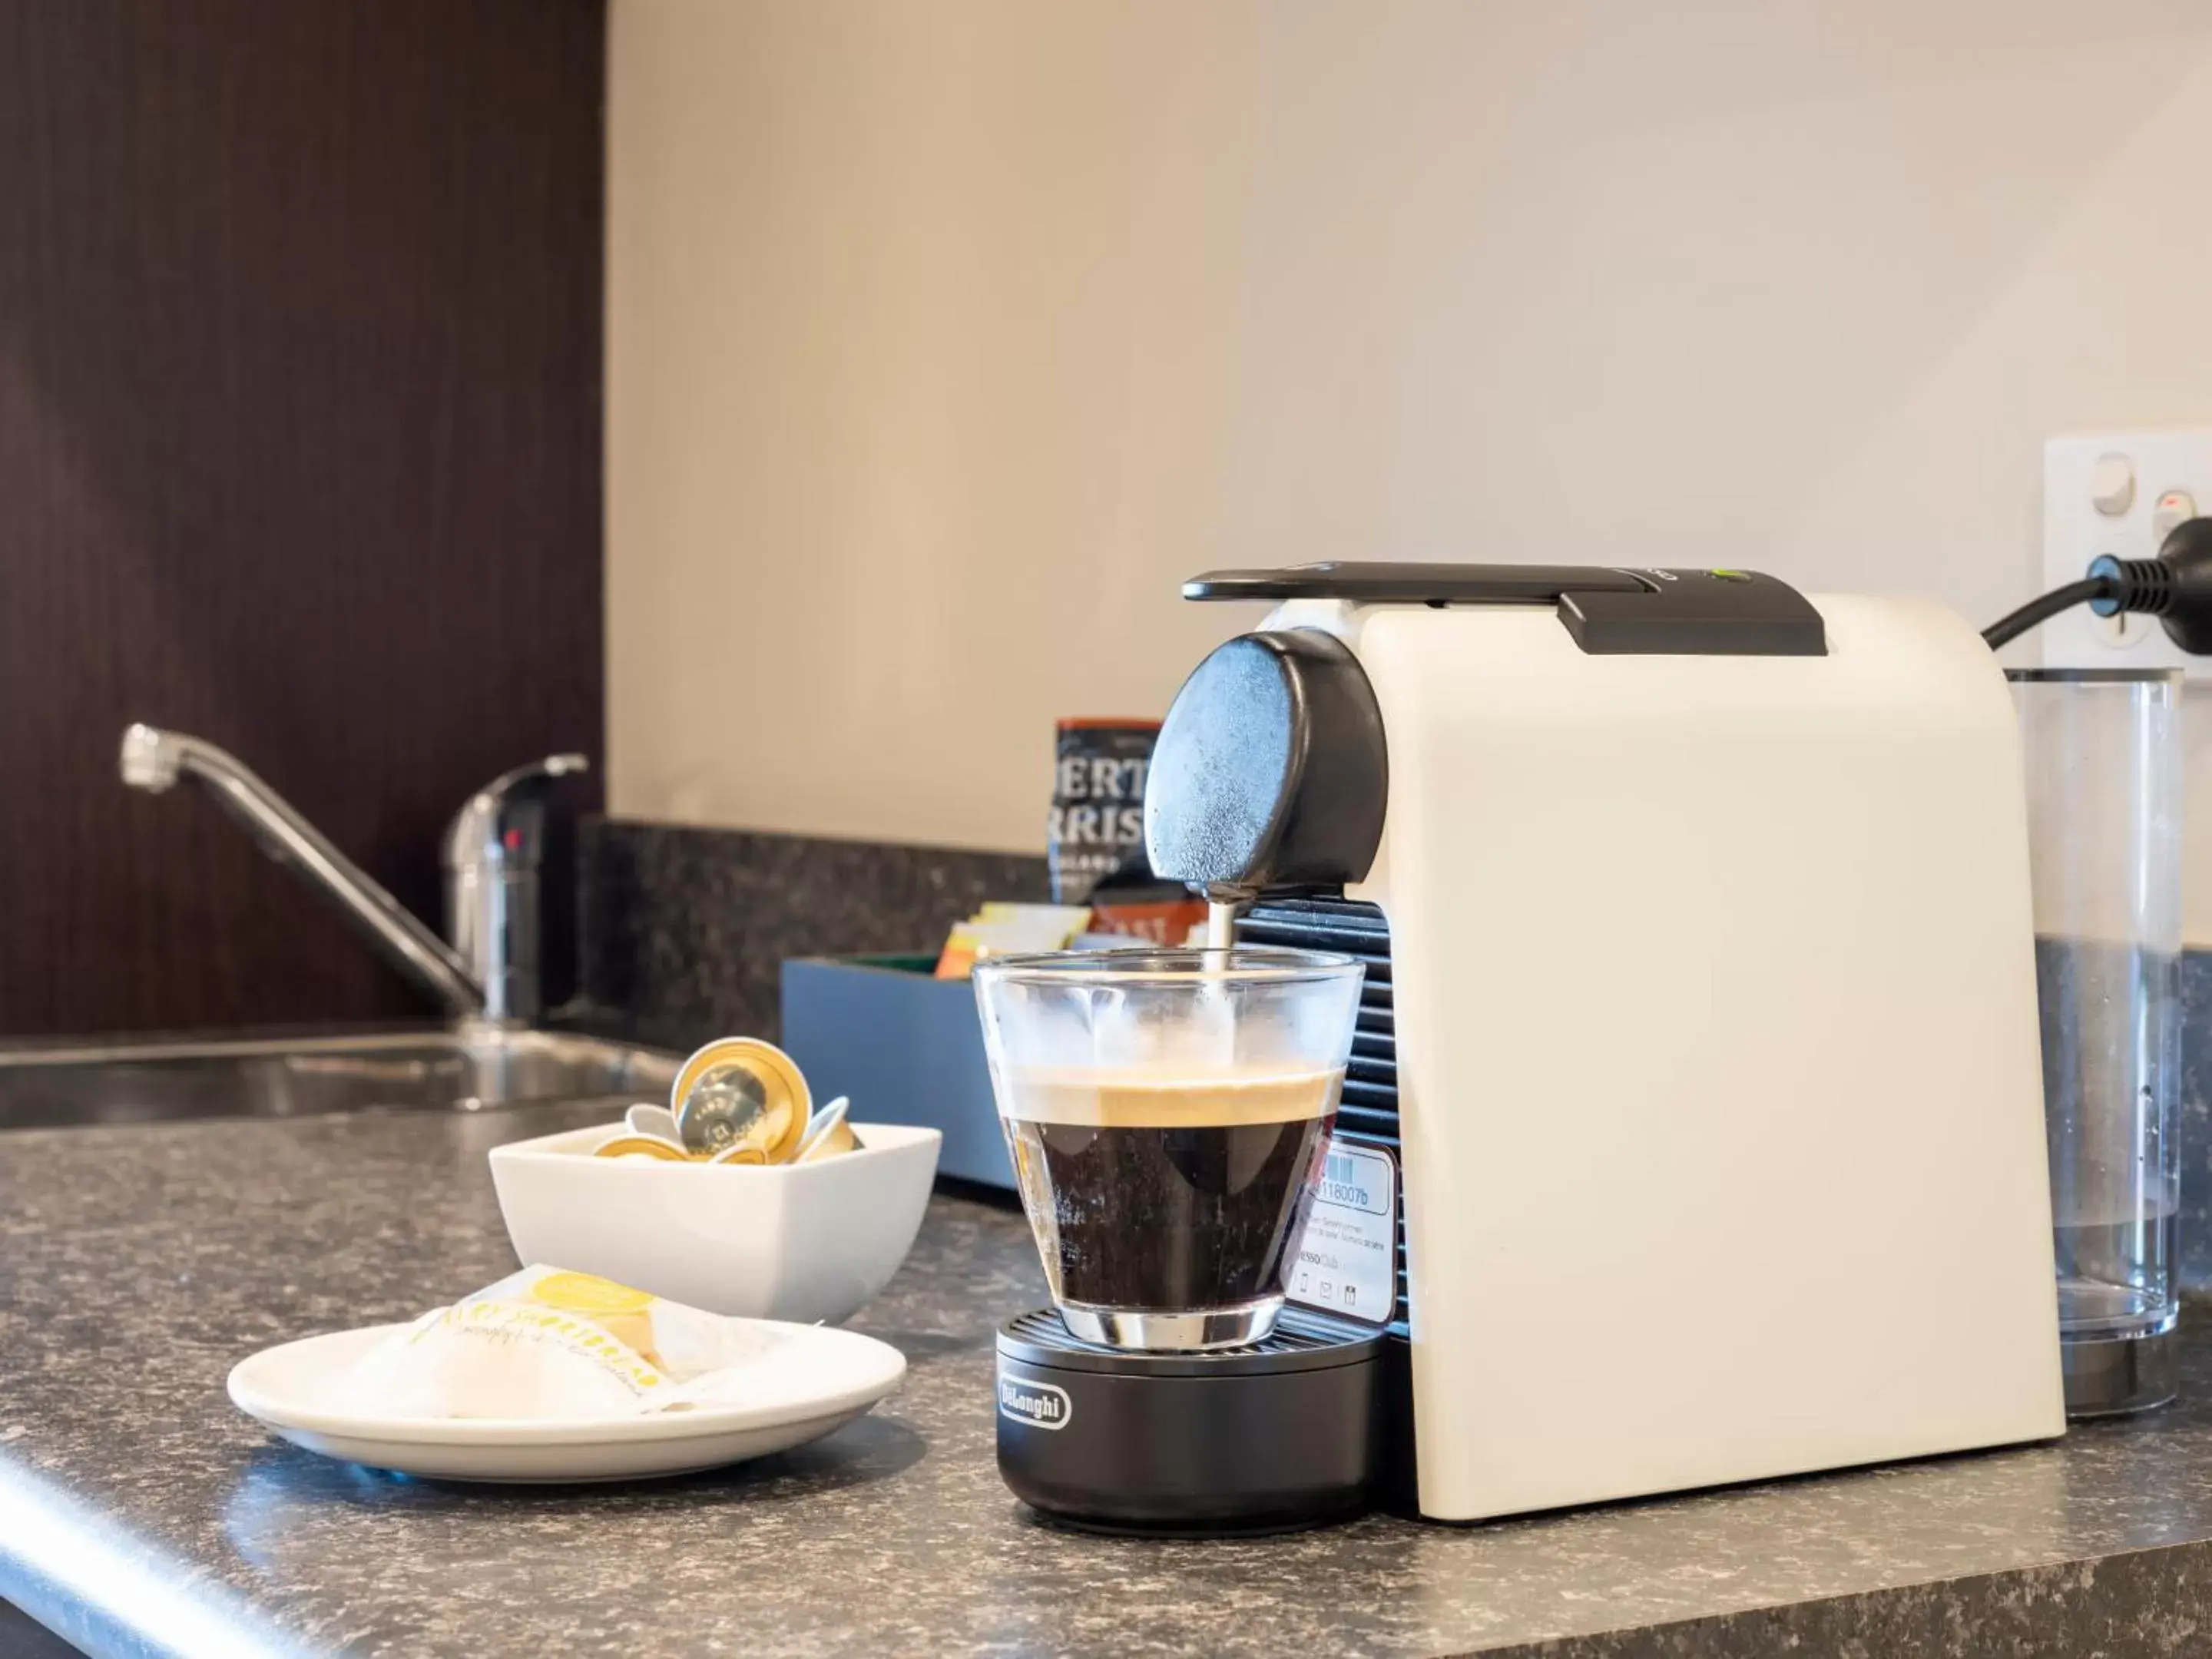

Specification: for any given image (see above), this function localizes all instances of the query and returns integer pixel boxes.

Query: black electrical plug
[1983,515,2212,651]
[2088,516,2212,654]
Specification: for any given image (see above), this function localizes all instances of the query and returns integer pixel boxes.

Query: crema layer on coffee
[995,1066,1344,1129]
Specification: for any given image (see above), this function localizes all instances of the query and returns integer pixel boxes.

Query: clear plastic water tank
[2009,667,2182,1416]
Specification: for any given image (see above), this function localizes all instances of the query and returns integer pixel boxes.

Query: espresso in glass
[998,1065,1343,1339]
[975,945,1365,1351]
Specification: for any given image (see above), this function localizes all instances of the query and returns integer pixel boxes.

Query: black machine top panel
[1181,562,1827,657]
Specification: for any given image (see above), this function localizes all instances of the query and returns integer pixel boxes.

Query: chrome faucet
[119,724,586,1025]
[442,755,590,1024]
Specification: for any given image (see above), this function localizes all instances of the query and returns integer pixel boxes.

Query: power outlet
[2041,430,2212,673]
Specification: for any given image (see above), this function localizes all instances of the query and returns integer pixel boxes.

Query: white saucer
[227,1320,906,1482]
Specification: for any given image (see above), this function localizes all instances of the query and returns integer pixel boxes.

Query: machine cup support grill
[1002,1309,1350,1359]
[1235,896,1408,1339]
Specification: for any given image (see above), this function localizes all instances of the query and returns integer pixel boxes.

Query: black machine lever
[1183,563,1652,604]
[1183,562,1828,657]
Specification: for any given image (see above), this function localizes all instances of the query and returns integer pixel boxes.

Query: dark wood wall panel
[0,0,605,1035]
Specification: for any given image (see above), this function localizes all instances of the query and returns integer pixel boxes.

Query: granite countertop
[5,1111,2212,1659]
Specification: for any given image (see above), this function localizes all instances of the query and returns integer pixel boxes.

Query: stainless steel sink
[0,1026,683,1131]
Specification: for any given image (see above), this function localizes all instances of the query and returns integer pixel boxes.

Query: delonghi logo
[998,1374,1071,1431]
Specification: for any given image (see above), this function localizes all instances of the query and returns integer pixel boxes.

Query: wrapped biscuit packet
[346,1267,785,1420]
[932,902,1091,979]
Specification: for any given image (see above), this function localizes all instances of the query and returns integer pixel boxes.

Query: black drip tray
[994,1308,1384,1535]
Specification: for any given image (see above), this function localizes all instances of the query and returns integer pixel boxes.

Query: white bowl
[488,1121,942,1325]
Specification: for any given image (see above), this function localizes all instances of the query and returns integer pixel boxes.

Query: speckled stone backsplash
[572,818,1048,1050]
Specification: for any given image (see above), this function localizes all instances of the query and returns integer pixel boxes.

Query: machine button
[2154,490,2197,541]
[1707,568,1752,582]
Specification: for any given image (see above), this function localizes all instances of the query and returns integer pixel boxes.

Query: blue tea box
[779,954,1015,1190]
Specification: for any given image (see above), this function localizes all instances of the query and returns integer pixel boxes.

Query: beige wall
[609,0,2212,856]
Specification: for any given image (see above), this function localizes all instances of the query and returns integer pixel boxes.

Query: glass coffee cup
[973,947,1365,1351]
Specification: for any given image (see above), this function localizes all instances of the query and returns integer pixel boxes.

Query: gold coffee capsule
[789,1094,856,1163]
[795,1119,861,1162]
[594,1133,689,1161]
[671,1038,812,1163]
[703,1099,792,1163]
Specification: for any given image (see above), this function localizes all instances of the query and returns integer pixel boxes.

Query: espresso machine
[996,562,2068,1528]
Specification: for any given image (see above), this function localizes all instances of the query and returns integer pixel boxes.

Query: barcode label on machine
[1287,1137,1396,1326]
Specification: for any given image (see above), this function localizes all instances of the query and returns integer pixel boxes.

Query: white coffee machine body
[1248,588,2063,1522]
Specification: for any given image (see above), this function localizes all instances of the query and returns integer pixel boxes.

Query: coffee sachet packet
[1048,719,1159,906]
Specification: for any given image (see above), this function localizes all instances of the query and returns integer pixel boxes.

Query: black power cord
[1982,578,2118,651]
[1983,516,2212,654]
